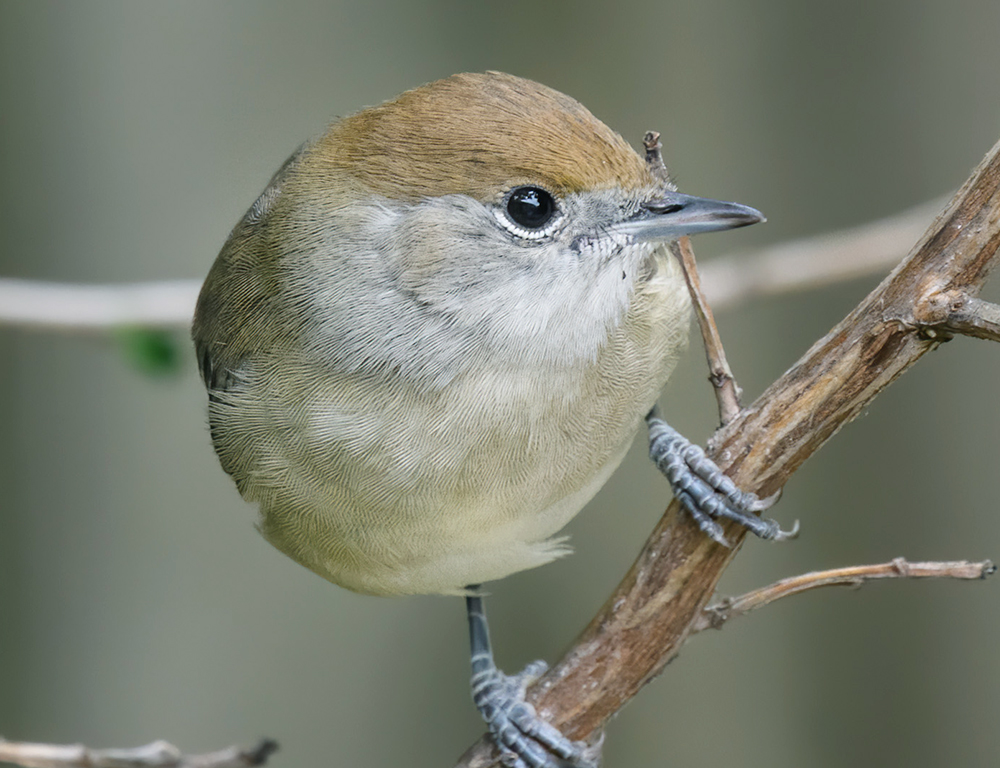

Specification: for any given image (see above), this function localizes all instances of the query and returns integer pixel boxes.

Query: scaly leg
[466,588,601,768]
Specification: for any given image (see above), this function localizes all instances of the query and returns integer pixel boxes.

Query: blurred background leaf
[114,329,182,376]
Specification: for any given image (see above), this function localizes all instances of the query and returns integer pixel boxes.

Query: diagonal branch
[456,137,1000,767]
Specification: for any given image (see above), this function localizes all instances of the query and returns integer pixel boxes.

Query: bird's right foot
[646,408,798,546]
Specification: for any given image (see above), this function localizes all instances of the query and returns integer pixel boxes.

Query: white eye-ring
[494,186,565,240]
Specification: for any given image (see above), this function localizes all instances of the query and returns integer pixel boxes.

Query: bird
[192,71,786,768]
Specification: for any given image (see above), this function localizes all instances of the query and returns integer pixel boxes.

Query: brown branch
[690,558,996,634]
[0,738,278,768]
[456,137,1000,767]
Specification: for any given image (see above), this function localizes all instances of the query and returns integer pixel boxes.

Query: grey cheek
[569,233,629,265]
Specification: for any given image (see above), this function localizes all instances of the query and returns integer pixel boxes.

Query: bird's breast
[218,249,691,594]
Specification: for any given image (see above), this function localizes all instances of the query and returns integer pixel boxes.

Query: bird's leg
[466,588,601,768]
[646,407,797,547]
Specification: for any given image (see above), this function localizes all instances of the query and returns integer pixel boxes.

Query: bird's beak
[615,192,765,242]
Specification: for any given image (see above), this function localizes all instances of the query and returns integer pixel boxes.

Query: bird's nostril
[642,200,685,215]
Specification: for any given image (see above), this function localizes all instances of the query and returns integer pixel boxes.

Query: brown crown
[302,71,653,202]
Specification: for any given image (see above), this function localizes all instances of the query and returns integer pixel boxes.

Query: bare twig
[0,738,278,768]
[456,137,1000,768]
[641,130,676,190]
[644,131,742,423]
[674,236,743,423]
[0,198,943,335]
[691,558,996,634]
[0,279,199,333]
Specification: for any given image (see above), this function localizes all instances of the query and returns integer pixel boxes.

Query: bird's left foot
[646,408,798,546]
[471,660,601,768]
[467,592,602,768]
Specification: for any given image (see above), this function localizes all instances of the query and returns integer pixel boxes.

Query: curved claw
[747,487,783,512]
[517,660,550,686]
[772,518,801,542]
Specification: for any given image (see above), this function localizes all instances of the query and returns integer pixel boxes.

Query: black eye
[506,186,557,230]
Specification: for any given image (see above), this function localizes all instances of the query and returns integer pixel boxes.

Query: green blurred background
[2,2,999,766]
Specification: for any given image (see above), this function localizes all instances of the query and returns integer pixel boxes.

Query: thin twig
[456,136,1000,768]
[0,279,199,333]
[690,558,996,634]
[673,236,743,423]
[0,738,278,768]
[643,131,743,424]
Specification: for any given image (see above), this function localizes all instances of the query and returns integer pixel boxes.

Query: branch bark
[455,138,1000,767]
[674,234,742,423]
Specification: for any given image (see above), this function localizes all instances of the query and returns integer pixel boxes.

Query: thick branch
[690,558,996,634]
[0,738,278,768]
[456,138,1000,767]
